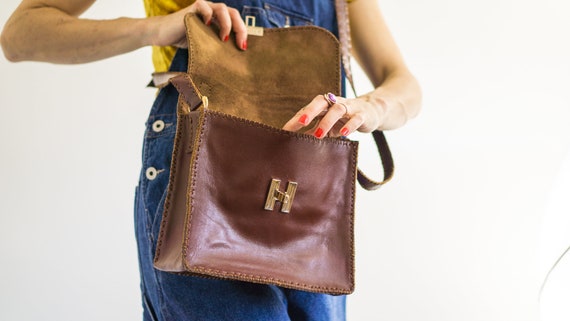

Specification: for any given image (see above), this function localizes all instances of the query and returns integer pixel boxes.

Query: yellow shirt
[144,0,195,72]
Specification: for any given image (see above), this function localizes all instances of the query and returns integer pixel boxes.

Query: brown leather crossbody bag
[152,13,393,295]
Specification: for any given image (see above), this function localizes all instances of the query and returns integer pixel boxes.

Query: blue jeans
[135,1,345,320]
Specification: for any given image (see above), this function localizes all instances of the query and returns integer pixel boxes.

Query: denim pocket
[264,2,313,27]
[242,2,313,28]
[149,186,168,245]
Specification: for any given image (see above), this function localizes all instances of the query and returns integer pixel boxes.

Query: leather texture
[156,97,358,294]
[185,13,341,128]
[153,13,389,295]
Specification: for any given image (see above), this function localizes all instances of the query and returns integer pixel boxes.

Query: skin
[0,0,421,137]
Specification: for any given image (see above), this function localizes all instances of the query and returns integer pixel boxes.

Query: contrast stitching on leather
[186,13,341,97]
[156,14,353,294]
[178,109,355,294]
[348,137,358,290]
[187,266,352,294]
[181,109,208,269]
[204,109,357,147]
[187,16,197,87]
[154,96,187,263]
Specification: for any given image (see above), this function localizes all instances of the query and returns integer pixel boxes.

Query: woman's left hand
[282,0,423,138]
[282,93,383,138]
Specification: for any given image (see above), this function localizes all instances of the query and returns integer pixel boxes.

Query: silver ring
[339,102,349,117]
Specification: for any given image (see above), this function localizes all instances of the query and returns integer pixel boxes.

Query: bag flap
[184,13,341,128]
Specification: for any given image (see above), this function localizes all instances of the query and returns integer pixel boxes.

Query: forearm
[1,6,150,64]
[348,0,422,132]
[358,68,422,131]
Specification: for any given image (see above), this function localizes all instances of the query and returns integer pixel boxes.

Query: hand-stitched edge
[185,13,342,98]
[174,270,352,295]
[180,14,353,283]
[179,109,357,295]
[154,96,188,264]
[188,266,354,295]
[349,137,358,290]
[204,109,358,148]
[181,108,208,267]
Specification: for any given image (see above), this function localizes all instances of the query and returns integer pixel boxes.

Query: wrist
[357,92,388,130]
[359,91,406,131]
[137,16,159,47]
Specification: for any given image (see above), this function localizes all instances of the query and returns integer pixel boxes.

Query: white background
[1,0,569,320]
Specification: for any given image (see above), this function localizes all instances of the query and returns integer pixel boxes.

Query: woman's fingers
[191,0,214,25]
[283,94,368,138]
[147,1,246,51]
[311,100,354,138]
[207,3,247,49]
[190,0,247,50]
[335,112,365,137]
[209,2,231,41]
[228,7,248,50]
[282,95,330,133]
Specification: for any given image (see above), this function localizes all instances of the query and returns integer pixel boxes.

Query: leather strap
[357,131,394,190]
[335,0,394,190]
[335,0,356,95]
[169,74,204,113]
[149,71,186,88]
[169,74,393,190]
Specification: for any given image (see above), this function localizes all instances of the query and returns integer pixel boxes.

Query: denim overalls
[135,1,344,320]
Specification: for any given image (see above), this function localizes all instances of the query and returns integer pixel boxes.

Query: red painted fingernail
[340,128,349,136]
[223,35,229,42]
[206,19,212,26]
[242,40,248,50]
[315,128,324,138]
[298,114,309,125]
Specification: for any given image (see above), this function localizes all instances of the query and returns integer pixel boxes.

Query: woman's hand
[1,0,247,63]
[282,0,422,138]
[147,0,248,50]
[282,93,386,138]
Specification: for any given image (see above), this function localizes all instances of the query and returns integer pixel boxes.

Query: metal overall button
[146,167,158,180]
[152,120,165,133]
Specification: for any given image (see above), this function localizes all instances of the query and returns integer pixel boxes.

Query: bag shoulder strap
[336,0,394,190]
[357,131,394,190]
[335,0,356,95]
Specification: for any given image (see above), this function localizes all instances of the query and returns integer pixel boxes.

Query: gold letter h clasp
[264,179,298,213]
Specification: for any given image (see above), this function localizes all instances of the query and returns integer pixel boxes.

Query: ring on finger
[323,92,337,107]
[338,102,349,118]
